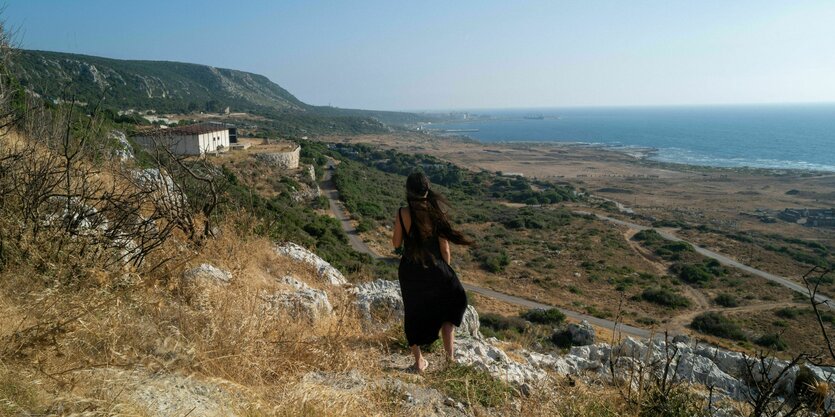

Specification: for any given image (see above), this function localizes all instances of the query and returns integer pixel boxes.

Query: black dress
[398,206,468,346]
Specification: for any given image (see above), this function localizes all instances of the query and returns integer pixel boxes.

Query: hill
[11,49,426,126]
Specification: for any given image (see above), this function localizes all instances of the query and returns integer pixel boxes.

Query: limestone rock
[552,320,596,347]
[132,168,188,209]
[455,337,547,386]
[183,263,232,284]
[567,320,596,346]
[274,243,348,286]
[109,130,133,162]
[456,305,481,339]
[91,368,241,417]
[261,276,333,322]
[350,279,404,325]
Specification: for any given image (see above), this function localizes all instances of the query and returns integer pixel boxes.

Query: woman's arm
[391,208,403,248]
[439,237,451,264]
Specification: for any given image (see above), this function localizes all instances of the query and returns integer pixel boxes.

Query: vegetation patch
[775,307,802,320]
[428,363,514,408]
[638,287,691,309]
[671,259,724,286]
[690,312,747,341]
[520,308,566,325]
[754,333,788,351]
[479,313,529,339]
[714,293,739,307]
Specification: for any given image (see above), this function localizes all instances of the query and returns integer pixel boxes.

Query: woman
[391,172,472,373]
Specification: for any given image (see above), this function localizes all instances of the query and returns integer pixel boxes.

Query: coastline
[435,132,835,176]
[323,131,834,242]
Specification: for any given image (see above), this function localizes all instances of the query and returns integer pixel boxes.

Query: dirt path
[666,302,807,332]
[622,227,711,316]
[576,210,833,308]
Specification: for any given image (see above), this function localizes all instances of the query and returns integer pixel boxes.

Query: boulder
[674,351,747,400]
[350,279,404,325]
[132,168,188,209]
[568,343,612,365]
[455,305,481,339]
[183,264,232,284]
[261,276,333,322]
[91,368,241,417]
[567,320,596,346]
[552,320,596,347]
[455,337,547,386]
[109,130,134,162]
[274,243,348,286]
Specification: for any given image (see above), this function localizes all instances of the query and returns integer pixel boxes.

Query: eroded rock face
[455,337,548,386]
[456,305,481,339]
[567,320,596,346]
[350,279,404,325]
[110,130,133,162]
[90,368,241,417]
[261,275,333,322]
[131,168,188,209]
[274,243,348,286]
[183,263,232,284]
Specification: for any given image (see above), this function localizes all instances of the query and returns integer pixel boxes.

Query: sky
[5,0,835,111]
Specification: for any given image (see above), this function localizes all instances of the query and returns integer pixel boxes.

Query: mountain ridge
[11,49,426,125]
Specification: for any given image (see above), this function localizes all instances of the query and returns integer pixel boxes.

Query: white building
[133,125,230,156]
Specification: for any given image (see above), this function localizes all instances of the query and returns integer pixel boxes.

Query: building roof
[134,124,229,137]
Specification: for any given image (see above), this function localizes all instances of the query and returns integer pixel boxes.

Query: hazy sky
[6,0,835,111]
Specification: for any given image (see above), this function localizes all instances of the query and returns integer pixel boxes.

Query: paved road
[322,162,650,339]
[574,211,833,307]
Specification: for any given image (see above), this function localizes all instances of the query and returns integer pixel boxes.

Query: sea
[427,104,835,172]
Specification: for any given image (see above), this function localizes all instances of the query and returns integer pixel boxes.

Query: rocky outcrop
[109,130,133,162]
[456,305,481,339]
[90,368,242,417]
[351,279,404,325]
[261,275,333,322]
[300,371,468,416]
[551,320,596,347]
[131,168,188,209]
[183,263,232,285]
[274,242,348,286]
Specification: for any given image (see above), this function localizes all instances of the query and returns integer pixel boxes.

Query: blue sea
[428,104,835,172]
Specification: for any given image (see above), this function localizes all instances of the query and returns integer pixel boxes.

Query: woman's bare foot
[412,357,429,373]
[415,358,429,374]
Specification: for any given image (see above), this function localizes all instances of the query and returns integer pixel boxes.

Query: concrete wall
[134,130,229,156]
[198,130,230,153]
[255,145,301,169]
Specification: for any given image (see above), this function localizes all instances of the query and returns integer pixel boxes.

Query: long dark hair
[403,172,472,263]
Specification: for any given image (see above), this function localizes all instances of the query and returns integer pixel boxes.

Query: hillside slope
[11,49,426,125]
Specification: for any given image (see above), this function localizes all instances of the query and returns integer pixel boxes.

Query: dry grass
[0,212,395,415]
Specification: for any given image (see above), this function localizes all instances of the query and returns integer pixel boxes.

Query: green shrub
[714,293,739,307]
[640,288,691,309]
[521,308,566,325]
[754,333,788,351]
[479,313,528,339]
[775,308,801,319]
[428,363,513,408]
[690,312,747,341]
[673,263,712,285]
[639,384,708,417]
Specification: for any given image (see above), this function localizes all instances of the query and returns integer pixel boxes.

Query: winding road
[574,211,833,307]
[321,161,830,341]
[322,162,651,338]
